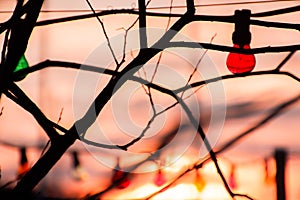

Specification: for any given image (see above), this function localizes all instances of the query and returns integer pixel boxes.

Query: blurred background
[0,0,300,199]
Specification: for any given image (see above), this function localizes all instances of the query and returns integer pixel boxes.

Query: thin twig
[176,94,239,198]
[0,178,19,190]
[150,0,174,83]
[174,70,300,94]
[180,33,216,98]
[117,101,178,150]
[143,0,174,122]
[137,70,149,94]
[40,108,63,158]
[1,29,10,63]
[40,140,50,158]
[6,83,62,140]
[86,0,119,66]
[121,0,175,151]
[57,108,64,124]
[275,50,296,71]
[216,93,300,155]
[118,0,153,68]
[0,107,4,116]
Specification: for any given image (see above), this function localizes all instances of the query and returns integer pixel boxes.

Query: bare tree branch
[14,59,300,102]
[145,92,300,200]
[1,1,299,198]
[167,42,300,54]
[0,0,44,95]
[275,51,296,71]
[175,94,240,198]
[86,0,119,66]
[138,0,148,49]
[216,93,300,156]
[6,83,62,140]
[72,4,194,142]
[13,135,76,193]
[175,70,300,94]
[149,0,173,83]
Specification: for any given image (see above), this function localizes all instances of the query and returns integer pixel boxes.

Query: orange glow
[194,170,206,192]
[17,162,29,179]
[112,183,231,199]
[0,1,300,199]
[72,166,88,181]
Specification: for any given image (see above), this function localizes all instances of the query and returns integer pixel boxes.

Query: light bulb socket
[20,147,28,165]
[232,9,251,47]
[72,151,80,168]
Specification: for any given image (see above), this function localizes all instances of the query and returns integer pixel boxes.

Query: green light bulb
[14,55,29,81]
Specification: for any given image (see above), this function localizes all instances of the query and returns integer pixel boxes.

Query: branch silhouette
[0,1,299,199]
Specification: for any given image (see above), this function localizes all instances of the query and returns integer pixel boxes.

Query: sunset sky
[0,0,300,199]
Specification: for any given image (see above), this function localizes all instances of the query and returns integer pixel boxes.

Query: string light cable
[0,0,299,13]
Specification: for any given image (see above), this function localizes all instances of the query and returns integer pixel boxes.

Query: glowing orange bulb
[17,162,29,179]
[194,170,206,192]
[154,169,166,186]
[72,166,88,181]
[17,147,29,178]
[226,44,256,74]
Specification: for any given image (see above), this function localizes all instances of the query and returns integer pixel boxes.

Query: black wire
[147,0,300,10]
[0,0,298,13]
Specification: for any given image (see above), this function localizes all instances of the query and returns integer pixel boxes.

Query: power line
[147,0,300,10]
[0,0,298,14]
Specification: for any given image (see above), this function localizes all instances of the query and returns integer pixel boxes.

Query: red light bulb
[112,158,131,189]
[154,169,166,186]
[228,165,237,189]
[112,169,131,189]
[226,44,255,74]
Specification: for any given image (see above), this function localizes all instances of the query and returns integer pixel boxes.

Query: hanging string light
[228,164,238,189]
[13,55,29,81]
[264,157,275,185]
[226,9,256,74]
[71,151,87,181]
[153,159,166,187]
[111,158,131,189]
[194,166,206,192]
[264,158,270,184]
[154,168,166,187]
[17,147,29,179]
